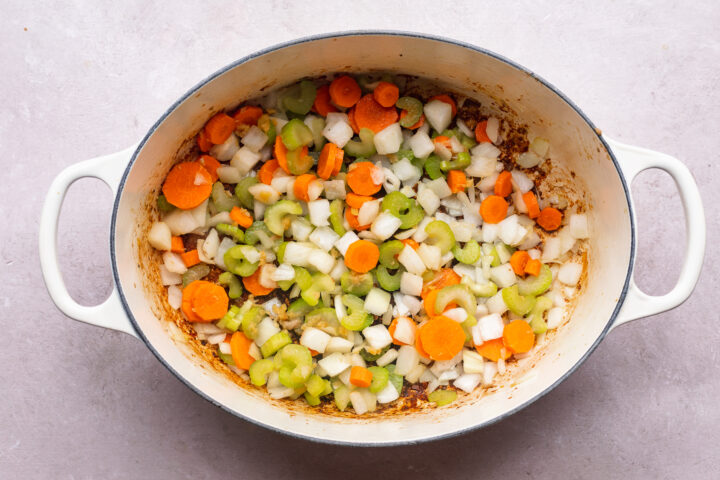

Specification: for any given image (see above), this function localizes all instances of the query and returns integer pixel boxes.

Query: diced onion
[517,151,542,169]
[148,221,172,251]
[395,345,420,376]
[558,262,582,285]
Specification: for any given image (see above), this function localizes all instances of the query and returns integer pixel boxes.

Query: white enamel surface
[40,33,705,445]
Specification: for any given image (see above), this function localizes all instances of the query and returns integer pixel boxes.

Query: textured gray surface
[2,1,718,478]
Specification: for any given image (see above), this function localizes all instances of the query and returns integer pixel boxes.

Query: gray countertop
[2,1,718,478]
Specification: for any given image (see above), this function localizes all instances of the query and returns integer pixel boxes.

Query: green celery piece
[424,155,442,180]
[282,80,317,115]
[264,200,302,236]
[306,116,326,152]
[340,311,372,331]
[293,267,313,291]
[216,223,245,243]
[181,264,210,288]
[285,147,314,175]
[344,128,376,157]
[303,308,342,336]
[287,297,313,318]
[375,265,403,292]
[359,345,390,362]
[527,296,553,334]
[428,389,457,406]
[275,344,313,389]
[275,241,288,264]
[223,245,259,277]
[502,285,537,316]
[244,221,272,246]
[435,284,477,317]
[378,240,404,269]
[241,306,265,340]
[305,374,327,398]
[517,264,553,296]
[211,182,241,212]
[216,305,242,332]
[249,358,275,386]
[340,271,374,296]
[341,294,365,312]
[304,392,321,407]
[218,272,243,299]
[234,176,258,209]
[257,114,275,146]
[396,96,423,128]
[281,118,314,150]
[334,385,351,411]
[368,366,389,394]
[381,191,424,229]
[440,151,471,172]
[452,240,481,265]
[301,273,335,306]
[329,199,346,236]
[461,276,498,298]
[157,194,175,213]
[385,364,404,394]
[218,351,235,366]
[261,330,292,358]
[424,220,456,254]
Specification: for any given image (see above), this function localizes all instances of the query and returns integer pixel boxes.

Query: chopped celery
[275,241,288,264]
[385,364,404,394]
[305,374,327,397]
[182,264,210,287]
[293,267,313,291]
[440,151,471,172]
[340,271,374,296]
[224,245,259,277]
[378,240,404,269]
[304,392,321,406]
[502,285,537,316]
[396,96,423,128]
[428,389,457,406]
[334,385,351,411]
[277,279,294,291]
[249,358,275,386]
[435,284,477,317]
[341,294,365,312]
[234,176,258,209]
[264,200,302,236]
[375,265,402,292]
[261,330,292,358]
[216,305,242,332]
[211,182,241,212]
[368,366,390,394]
[258,114,276,146]
[461,276,498,297]
[244,221,272,246]
[424,220,456,254]
[452,240,481,265]
[461,316,477,343]
[517,264,552,296]
[304,308,342,336]
[275,344,313,389]
[218,351,235,366]
[216,223,245,243]
[329,199,346,236]
[282,80,317,115]
[381,191,424,229]
[301,273,334,306]
[157,194,175,213]
[344,128,376,157]
[341,310,372,331]
[241,306,265,340]
[360,345,390,362]
[218,272,243,299]
[424,155,443,180]
[287,298,313,318]
[527,296,553,334]
[495,243,514,264]
[286,146,314,175]
[307,116,326,152]
[280,118,313,150]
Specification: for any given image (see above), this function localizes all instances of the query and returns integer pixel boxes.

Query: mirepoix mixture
[147,73,589,414]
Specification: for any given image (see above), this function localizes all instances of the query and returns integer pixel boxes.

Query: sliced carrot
[475,120,492,143]
[347,107,359,134]
[345,207,370,231]
[400,110,425,129]
[433,135,452,150]
[415,328,430,359]
[313,84,338,117]
[344,240,379,273]
[332,147,345,176]
[353,94,398,133]
[510,250,530,276]
[522,191,540,219]
[162,162,213,210]
[242,268,275,296]
[447,170,467,193]
[401,238,420,250]
[494,171,513,197]
[258,159,280,185]
[524,258,542,277]
[421,268,461,299]
[346,192,374,208]
[192,282,229,322]
[479,195,508,224]
[293,173,316,202]
[233,105,263,126]
[317,142,339,180]
[503,320,535,354]
[423,289,457,317]
[197,155,221,182]
[418,316,466,361]
[349,366,373,388]
[329,75,362,108]
[197,129,212,152]
[346,161,382,195]
[309,349,320,357]
[388,316,417,346]
[428,94,457,117]
[229,206,253,228]
[204,113,235,144]
[475,338,512,362]
[230,331,255,370]
[537,207,563,231]
[170,236,184,253]
[373,81,400,108]
[181,280,205,322]
[180,249,200,267]
[274,136,290,174]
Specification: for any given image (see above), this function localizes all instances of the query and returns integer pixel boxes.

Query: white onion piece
[454,373,483,393]
[466,155,497,178]
[362,324,393,350]
[308,226,340,251]
[148,221,172,251]
[323,119,354,148]
[471,142,501,159]
[248,184,280,204]
[349,391,368,415]
[425,177,452,199]
[486,117,500,144]
[290,217,313,242]
[417,188,440,215]
[400,272,423,297]
[558,262,583,285]
[569,214,589,239]
[300,327,331,354]
[424,100,452,133]
[541,236,561,262]
[395,345,420,376]
[334,232,360,256]
[392,158,421,184]
[398,244,426,275]
[230,146,262,174]
[417,243,441,271]
[364,288,391,316]
[272,263,295,282]
[411,216,433,243]
[456,118,474,138]
[241,126,268,153]
[308,250,335,274]
[382,168,401,192]
[209,133,240,161]
[307,180,324,202]
[486,291,508,315]
[371,211,402,240]
[323,180,346,200]
[325,336,353,354]
[162,252,187,274]
[374,123,403,155]
[357,199,380,226]
[283,242,314,267]
[216,166,242,184]
[376,381,400,404]
[517,151,542,169]
[462,349,485,374]
[318,352,351,377]
[308,199,330,227]
[511,170,534,193]
[530,137,550,157]
[547,307,564,329]
[482,362,498,386]
[254,317,279,347]
[408,130,434,159]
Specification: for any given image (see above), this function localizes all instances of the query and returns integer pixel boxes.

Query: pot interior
[112,33,632,444]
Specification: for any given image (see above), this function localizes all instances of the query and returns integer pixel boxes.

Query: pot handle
[39,145,140,338]
[606,138,705,329]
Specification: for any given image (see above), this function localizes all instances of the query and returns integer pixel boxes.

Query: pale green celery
[428,389,457,406]
[396,96,423,128]
[307,116,326,152]
[301,273,335,306]
[385,364,404,394]
[368,366,389,394]
[424,220,456,254]
[452,240,481,264]
[340,271,373,296]
[527,296,553,334]
[218,272,242,299]
[216,223,245,243]
[517,264,553,296]
[341,294,365,312]
[243,221,272,246]
[275,344,313,389]
[381,191,424,229]
[460,276,498,298]
[329,199,346,236]
[440,151,471,172]
[375,265,403,292]
[261,330,292,358]
[182,264,210,287]
[282,80,317,115]
[241,306,265,340]
[304,392,321,406]
[249,358,275,386]
[334,385,351,411]
[359,345,390,362]
[304,308,342,336]
[224,245,259,277]
[211,182,241,212]
[305,374,327,398]
[216,305,242,332]
[378,240,404,269]
[341,310,372,331]
[435,284,477,317]
[344,128,376,157]
[234,176,258,209]
[502,285,537,316]
[218,351,235,366]
[280,118,314,150]
[264,200,302,236]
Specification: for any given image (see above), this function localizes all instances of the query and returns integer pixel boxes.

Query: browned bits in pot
[457,98,482,130]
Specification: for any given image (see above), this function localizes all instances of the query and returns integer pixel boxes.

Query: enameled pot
[39,32,705,445]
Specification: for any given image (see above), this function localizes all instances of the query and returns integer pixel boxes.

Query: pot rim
[109,30,636,446]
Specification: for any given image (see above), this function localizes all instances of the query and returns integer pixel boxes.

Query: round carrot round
[317,142,339,180]
[274,136,290,174]
[423,289,456,317]
[421,268,461,298]
[205,113,235,144]
[313,84,338,117]
[344,240,379,273]
[400,110,425,129]
[162,162,213,210]
[345,207,370,231]
[347,107,360,134]
[332,147,345,176]
[522,191,540,219]
[428,94,457,117]
[510,250,530,276]
[258,159,280,185]
[419,316,466,361]
[479,195,508,224]
[329,75,361,108]
[475,120,492,143]
[388,316,417,346]
[475,338,512,362]
[353,94,398,133]
[346,161,382,196]
[230,331,256,370]
[373,81,399,108]
[503,319,535,354]
[242,268,275,296]
[537,207,563,231]
[494,171,513,197]
[197,155,221,182]
[181,280,205,322]
[293,173,317,202]
[197,129,212,152]
[415,327,430,359]
[192,282,229,322]
[346,192,374,209]
[233,105,263,126]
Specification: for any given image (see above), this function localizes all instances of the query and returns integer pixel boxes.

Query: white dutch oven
[39,32,705,445]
